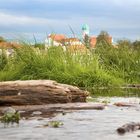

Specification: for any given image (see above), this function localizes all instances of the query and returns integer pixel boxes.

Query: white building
[45,34,66,48]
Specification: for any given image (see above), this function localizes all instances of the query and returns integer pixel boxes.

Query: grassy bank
[0,43,140,94]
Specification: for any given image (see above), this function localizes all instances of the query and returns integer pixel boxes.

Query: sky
[0,0,140,41]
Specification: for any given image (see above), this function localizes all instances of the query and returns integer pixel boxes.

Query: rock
[2,107,16,115]
[62,112,66,115]
[0,108,20,125]
[117,122,140,134]
[37,117,44,121]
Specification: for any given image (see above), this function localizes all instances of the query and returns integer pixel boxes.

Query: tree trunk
[0,80,89,106]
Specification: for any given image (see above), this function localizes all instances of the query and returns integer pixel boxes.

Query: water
[0,97,140,140]
[0,87,140,140]
[92,88,140,97]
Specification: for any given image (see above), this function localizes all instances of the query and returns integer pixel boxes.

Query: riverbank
[0,44,140,95]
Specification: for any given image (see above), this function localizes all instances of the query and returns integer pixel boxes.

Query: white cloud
[0,12,49,26]
[0,12,139,30]
[0,12,73,27]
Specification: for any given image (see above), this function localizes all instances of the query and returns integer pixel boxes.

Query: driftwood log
[0,80,89,106]
[114,102,136,107]
[0,103,105,117]
[117,122,140,134]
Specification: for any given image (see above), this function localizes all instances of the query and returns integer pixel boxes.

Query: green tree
[0,36,6,42]
[96,31,112,47]
[132,40,140,50]
[117,39,132,48]
[83,34,90,49]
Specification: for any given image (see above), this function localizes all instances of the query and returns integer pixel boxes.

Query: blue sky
[0,0,140,41]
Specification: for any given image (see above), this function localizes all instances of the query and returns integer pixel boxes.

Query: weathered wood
[0,80,89,106]
[117,122,140,134]
[114,102,136,107]
[0,103,105,117]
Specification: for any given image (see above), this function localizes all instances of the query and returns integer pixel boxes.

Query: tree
[0,36,6,42]
[117,39,132,48]
[96,31,112,47]
[132,40,140,50]
[83,34,90,49]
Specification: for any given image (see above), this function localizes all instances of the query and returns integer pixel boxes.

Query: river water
[0,97,140,140]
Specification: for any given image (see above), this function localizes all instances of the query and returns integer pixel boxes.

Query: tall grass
[0,42,140,94]
[95,42,140,83]
[0,50,8,70]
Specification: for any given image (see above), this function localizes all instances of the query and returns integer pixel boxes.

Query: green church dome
[82,24,89,31]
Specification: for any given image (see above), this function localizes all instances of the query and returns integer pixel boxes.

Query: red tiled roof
[63,38,79,42]
[0,42,21,49]
[48,34,66,42]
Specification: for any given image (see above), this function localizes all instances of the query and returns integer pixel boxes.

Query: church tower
[82,24,90,48]
[82,24,90,38]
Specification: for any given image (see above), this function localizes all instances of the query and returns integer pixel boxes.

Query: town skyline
[0,0,140,41]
